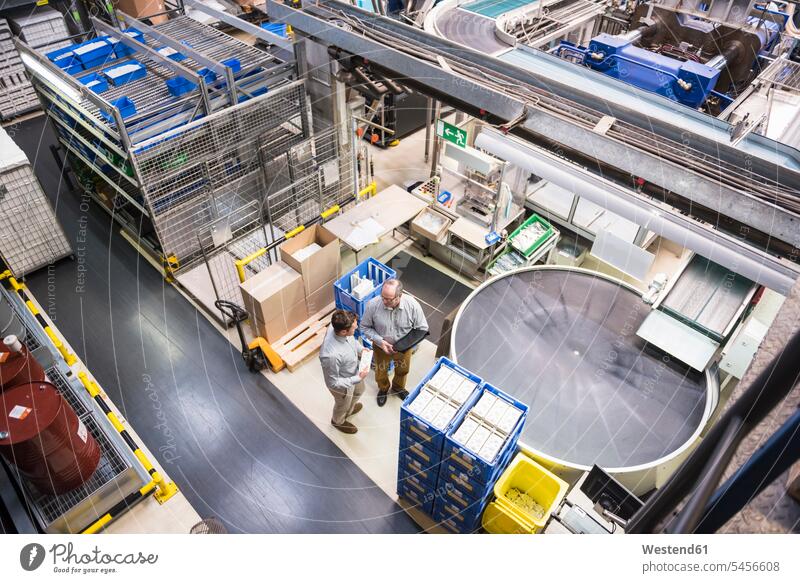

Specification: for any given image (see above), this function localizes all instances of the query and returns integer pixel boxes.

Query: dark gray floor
[14,115,419,534]
[387,252,472,344]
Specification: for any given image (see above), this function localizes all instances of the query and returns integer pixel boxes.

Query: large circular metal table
[451,267,717,493]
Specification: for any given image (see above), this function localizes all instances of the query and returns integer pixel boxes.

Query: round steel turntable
[451,267,717,493]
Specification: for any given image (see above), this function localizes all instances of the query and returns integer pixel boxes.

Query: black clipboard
[392,328,430,353]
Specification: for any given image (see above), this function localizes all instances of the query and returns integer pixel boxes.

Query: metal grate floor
[29,415,129,525]
[46,365,91,420]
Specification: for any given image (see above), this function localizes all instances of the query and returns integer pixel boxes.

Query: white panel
[590,229,654,281]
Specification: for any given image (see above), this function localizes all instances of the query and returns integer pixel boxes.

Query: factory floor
[16,115,419,534]
[14,112,796,534]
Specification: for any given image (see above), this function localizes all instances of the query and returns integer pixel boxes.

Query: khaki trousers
[373,348,413,393]
[329,381,365,425]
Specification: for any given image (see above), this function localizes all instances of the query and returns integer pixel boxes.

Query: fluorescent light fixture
[20,52,82,104]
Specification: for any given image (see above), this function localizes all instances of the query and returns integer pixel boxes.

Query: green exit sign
[436,119,467,148]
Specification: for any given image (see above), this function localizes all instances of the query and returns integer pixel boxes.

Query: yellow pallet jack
[215,300,284,373]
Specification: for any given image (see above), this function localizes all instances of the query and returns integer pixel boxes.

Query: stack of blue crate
[434,383,529,533]
[397,358,482,516]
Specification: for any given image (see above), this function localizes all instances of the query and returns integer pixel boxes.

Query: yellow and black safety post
[162,254,180,283]
[0,271,77,366]
[77,373,177,534]
[76,372,178,520]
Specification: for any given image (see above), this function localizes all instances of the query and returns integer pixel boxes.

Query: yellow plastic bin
[481,453,568,534]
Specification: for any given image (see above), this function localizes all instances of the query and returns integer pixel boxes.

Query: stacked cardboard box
[279,225,340,316]
[239,225,341,343]
[239,262,308,343]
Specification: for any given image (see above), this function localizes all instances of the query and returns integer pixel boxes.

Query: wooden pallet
[272,303,336,372]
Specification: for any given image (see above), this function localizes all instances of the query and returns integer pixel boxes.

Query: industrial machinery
[556,1,788,111]
[272,0,800,300]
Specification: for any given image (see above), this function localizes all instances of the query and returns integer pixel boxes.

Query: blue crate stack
[433,383,529,533]
[334,257,396,322]
[397,358,482,517]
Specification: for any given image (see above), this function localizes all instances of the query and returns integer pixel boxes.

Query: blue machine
[580,34,721,109]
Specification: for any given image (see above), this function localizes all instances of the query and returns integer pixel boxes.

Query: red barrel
[0,336,45,392]
[0,382,100,495]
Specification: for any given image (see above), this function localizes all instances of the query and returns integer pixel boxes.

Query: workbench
[324,184,429,263]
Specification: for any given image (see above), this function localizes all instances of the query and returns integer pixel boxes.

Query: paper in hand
[359,349,374,373]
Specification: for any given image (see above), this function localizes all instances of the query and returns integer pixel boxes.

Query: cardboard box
[252,299,309,343]
[239,261,305,333]
[114,0,168,24]
[280,225,341,298]
[411,207,451,242]
[305,281,335,316]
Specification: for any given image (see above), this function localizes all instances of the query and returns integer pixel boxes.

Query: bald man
[360,278,428,407]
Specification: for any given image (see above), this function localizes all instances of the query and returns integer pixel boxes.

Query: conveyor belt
[434,9,509,55]
[463,0,538,18]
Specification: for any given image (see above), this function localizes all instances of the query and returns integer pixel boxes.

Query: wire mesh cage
[131,80,310,271]
[17,6,297,262]
[0,286,150,533]
[0,127,73,276]
[186,122,358,319]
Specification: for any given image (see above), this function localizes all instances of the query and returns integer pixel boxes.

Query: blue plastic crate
[439,460,493,502]
[197,68,217,84]
[113,29,145,58]
[398,468,437,497]
[434,496,487,531]
[398,452,440,486]
[433,501,481,533]
[62,63,84,76]
[443,382,528,485]
[166,76,197,97]
[47,46,78,67]
[72,38,114,67]
[155,45,186,62]
[400,417,439,453]
[103,61,146,86]
[261,22,289,37]
[77,72,108,93]
[438,475,493,511]
[400,431,441,468]
[335,257,396,319]
[399,357,482,456]
[397,482,435,516]
[99,96,137,123]
[441,444,517,496]
[222,57,241,73]
[81,55,115,70]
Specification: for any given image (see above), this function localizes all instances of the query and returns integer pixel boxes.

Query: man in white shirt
[360,279,428,407]
[319,309,368,434]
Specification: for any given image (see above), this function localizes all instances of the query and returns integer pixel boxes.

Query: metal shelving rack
[16,3,301,265]
[0,18,40,120]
